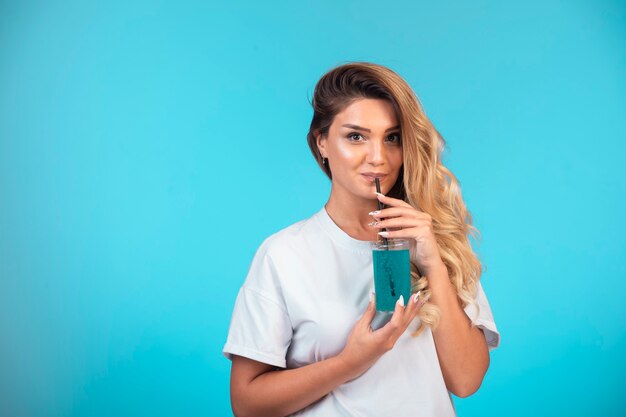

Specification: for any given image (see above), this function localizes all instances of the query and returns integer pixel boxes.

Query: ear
[316,132,328,158]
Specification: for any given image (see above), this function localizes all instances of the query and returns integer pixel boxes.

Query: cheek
[391,148,404,166]
[333,142,362,164]
[390,149,404,179]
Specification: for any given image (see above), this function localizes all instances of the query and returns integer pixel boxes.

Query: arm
[371,193,490,397]
[230,354,354,417]
[428,262,490,397]
[230,293,425,417]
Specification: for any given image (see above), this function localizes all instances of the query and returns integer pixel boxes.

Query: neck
[324,183,381,242]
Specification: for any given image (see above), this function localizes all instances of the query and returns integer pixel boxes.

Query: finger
[405,291,421,315]
[375,295,406,338]
[375,192,413,208]
[369,207,428,221]
[414,294,430,318]
[371,217,431,230]
[358,293,377,329]
[403,291,426,323]
[378,226,430,240]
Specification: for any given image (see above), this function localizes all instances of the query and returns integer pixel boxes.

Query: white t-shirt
[223,207,500,417]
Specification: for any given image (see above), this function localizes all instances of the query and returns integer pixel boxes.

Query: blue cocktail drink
[371,239,411,311]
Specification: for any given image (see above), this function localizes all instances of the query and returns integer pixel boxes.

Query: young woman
[223,62,500,417]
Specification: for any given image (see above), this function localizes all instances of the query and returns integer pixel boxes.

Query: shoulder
[243,210,325,293]
[256,209,325,260]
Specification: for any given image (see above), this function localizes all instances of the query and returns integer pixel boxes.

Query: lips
[360,173,388,183]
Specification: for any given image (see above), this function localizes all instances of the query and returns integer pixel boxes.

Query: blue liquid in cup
[372,249,411,311]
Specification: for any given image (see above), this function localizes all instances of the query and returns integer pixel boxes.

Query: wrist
[333,352,361,382]
[425,262,455,293]
[421,260,448,279]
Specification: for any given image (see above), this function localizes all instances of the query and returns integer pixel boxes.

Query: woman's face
[317,98,403,200]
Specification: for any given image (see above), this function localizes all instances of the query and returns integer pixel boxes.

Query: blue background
[1,1,625,416]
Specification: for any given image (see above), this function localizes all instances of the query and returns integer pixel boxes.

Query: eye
[347,132,365,142]
[386,133,401,144]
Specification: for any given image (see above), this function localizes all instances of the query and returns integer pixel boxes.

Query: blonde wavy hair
[306,62,482,336]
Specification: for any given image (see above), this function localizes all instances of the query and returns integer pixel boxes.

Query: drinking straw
[374,178,389,248]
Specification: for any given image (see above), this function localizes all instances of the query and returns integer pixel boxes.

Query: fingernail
[369,211,380,216]
[369,291,374,302]
[412,291,421,304]
[397,295,404,307]
[378,231,389,237]
[368,221,379,227]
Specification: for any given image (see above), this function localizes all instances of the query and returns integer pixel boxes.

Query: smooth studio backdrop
[1,1,625,416]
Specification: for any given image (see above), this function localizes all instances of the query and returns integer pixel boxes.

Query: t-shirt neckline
[314,206,375,254]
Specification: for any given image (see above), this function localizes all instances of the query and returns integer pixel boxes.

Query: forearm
[427,263,490,397]
[234,355,356,417]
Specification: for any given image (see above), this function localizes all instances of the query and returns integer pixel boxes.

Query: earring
[322,157,327,165]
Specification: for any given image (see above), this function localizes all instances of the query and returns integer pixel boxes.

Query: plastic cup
[371,238,412,311]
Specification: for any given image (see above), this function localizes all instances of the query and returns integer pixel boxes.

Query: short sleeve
[222,244,293,368]
[463,281,500,351]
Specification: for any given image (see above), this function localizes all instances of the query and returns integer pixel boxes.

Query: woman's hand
[369,192,444,276]
[337,292,427,380]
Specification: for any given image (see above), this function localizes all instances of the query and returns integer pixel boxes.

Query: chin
[354,185,379,201]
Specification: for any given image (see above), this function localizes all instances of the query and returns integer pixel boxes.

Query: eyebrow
[341,124,400,133]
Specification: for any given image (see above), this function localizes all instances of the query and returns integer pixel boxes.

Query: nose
[367,139,385,166]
